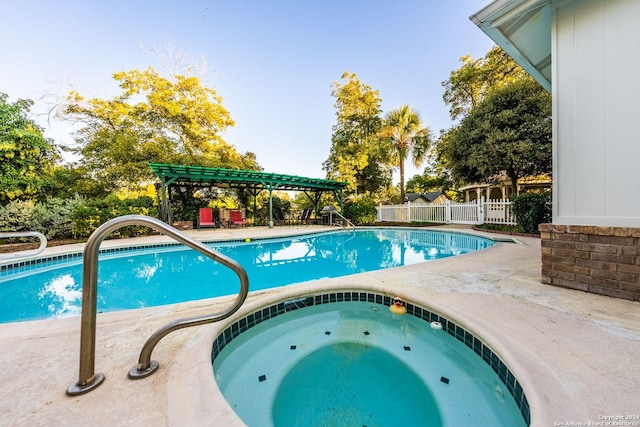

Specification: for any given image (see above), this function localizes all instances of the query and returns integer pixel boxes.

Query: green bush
[1,195,159,240]
[0,197,85,239]
[31,196,85,239]
[510,192,552,234]
[71,204,103,238]
[72,195,159,238]
[0,200,36,232]
[344,199,378,225]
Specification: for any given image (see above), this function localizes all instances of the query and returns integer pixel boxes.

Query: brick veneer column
[539,224,640,301]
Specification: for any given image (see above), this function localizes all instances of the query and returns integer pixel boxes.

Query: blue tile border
[0,231,334,273]
[211,291,531,426]
[1,227,498,274]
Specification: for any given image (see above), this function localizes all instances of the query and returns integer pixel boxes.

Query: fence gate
[376,198,517,226]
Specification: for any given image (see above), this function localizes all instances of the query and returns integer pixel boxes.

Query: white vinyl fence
[376,198,517,226]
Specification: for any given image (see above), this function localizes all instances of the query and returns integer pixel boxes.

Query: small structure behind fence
[376,198,517,226]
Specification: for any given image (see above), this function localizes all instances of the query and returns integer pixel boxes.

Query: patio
[1,225,638,426]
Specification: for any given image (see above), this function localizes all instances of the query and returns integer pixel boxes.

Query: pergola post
[156,181,167,223]
[157,175,179,224]
[268,188,274,229]
[167,185,173,225]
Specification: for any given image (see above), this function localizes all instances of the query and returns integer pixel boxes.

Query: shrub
[0,195,159,240]
[30,197,85,239]
[0,197,86,240]
[71,195,159,238]
[343,199,378,225]
[0,200,36,232]
[510,192,552,234]
[71,204,103,238]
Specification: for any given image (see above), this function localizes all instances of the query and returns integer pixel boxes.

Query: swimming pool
[0,228,495,323]
[212,292,529,426]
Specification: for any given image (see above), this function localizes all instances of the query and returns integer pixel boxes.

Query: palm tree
[380,105,432,202]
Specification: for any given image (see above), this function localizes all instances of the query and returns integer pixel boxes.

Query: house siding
[553,0,640,227]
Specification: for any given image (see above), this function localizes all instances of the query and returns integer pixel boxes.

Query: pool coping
[1,225,638,427]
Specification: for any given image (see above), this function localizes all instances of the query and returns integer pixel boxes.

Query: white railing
[448,200,481,225]
[376,198,517,226]
[377,205,410,222]
[483,199,517,225]
[409,203,446,223]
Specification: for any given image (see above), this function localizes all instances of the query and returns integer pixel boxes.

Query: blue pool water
[213,300,527,427]
[0,228,494,323]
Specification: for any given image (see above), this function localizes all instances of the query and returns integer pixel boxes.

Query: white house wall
[553,0,640,226]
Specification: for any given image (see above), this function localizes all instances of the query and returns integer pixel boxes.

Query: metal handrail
[0,231,47,261]
[66,215,249,396]
[329,210,356,228]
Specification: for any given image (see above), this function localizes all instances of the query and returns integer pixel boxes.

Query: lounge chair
[299,208,312,225]
[197,207,217,230]
[229,210,247,228]
[274,207,289,226]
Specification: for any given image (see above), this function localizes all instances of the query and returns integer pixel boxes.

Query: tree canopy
[442,45,528,121]
[379,105,432,202]
[61,67,259,190]
[405,163,455,199]
[435,45,552,195]
[0,93,58,203]
[323,71,392,200]
[439,78,552,192]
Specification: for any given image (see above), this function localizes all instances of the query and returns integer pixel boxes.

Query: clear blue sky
[1,0,494,182]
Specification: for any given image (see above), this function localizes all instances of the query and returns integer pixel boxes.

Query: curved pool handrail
[66,215,249,396]
[329,210,355,228]
[0,231,47,262]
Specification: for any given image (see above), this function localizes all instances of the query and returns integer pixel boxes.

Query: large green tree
[442,45,527,121]
[439,78,552,193]
[61,67,258,190]
[47,164,110,199]
[0,93,58,203]
[379,105,432,202]
[323,71,392,200]
[406,166,455,197]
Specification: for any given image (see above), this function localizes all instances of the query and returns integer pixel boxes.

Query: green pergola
[149,163,348,227]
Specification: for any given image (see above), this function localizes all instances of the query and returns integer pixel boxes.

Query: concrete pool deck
[0,225,638,426]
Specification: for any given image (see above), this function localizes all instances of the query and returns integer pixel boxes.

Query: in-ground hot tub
[212,291,529,427]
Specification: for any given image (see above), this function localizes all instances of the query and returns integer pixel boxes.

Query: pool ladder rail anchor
[66,215,249,396]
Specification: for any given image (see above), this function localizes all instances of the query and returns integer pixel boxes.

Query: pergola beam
[149,163,348,227]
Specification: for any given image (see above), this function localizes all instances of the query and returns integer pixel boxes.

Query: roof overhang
[470,0,552,92]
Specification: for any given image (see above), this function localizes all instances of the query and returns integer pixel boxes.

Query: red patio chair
[198,207,217,230]
[229,210,247,228]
